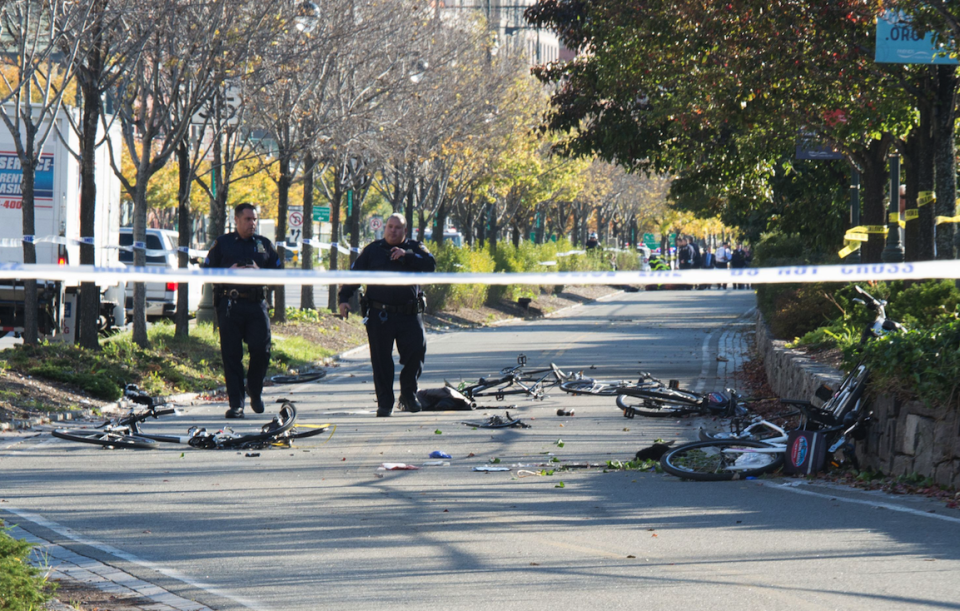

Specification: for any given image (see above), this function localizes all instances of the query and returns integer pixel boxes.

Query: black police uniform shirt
[338,238,436,306]
[204,232,283,294]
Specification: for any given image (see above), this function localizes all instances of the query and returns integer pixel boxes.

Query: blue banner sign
[875,11,958,64]
[0,152,54,203]
[796,129,843,160]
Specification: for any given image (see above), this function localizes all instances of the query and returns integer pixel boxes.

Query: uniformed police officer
[338,213,436,417]
[205,203,283,419]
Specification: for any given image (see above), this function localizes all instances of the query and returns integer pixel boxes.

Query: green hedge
[423,240,639,310]
[0,524,55,610]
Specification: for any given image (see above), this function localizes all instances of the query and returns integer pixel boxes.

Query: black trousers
[217,299,271,409]
[365,310,426,410]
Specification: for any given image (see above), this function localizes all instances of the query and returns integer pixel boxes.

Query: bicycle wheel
[825,365,869,421]
[616,394,702,417]
[284,424,329,440]
[660,440,784,481]
[621,386,702,404]
[52,429,158,450]
[559,379,622,396]
[270,371,326,384]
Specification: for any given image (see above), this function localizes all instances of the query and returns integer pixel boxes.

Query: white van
[118,228,201,321]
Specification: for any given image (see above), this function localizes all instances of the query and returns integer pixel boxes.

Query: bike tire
[825,365,869,421]
[616,394,703,417]
[660,440,784,481]
[270,371,326,384]
[52,429,158,450]
[619,386,702,404]
[559,379,622,396]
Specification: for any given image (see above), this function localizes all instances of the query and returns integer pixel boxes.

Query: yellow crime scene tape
[838,225,888,258]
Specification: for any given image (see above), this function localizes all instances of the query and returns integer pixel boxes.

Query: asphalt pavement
[3,288,959,611]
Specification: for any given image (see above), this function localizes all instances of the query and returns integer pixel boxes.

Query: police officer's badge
[256,239,266,254]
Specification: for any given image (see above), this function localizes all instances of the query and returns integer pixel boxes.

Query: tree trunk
[934,64,958,260]
[326,179,342,312]
[435,201,447,246]
[175,141,191,339]
[273,155,290,323]
[858,137,892,264]
[405,165,415,238]
[78,75,102,349]
[132,167,150,347]
[903,86,935,262]
[20,153,38,344]
[301,153,315,310]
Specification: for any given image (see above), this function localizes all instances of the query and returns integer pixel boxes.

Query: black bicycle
[559,372,662,397]
[53,387,329,450]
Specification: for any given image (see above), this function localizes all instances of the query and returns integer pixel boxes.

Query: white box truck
[0,106,124,340]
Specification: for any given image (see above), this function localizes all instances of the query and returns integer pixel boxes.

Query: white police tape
[0,260,956,286]
[0,234,209,258]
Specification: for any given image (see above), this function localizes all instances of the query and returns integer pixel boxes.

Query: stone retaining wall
[755,312,960,487]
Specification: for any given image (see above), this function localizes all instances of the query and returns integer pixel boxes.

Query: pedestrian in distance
[585,232,600,250]
[339,213,437,417]
[698,246,715,289]
[731,243,748,289]
[715,241,731,289]
[204,203,283,419]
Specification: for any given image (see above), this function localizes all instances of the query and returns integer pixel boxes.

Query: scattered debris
[244,452,260,458]
[429,450,452,459]
[378,463,420,470]
[473,466,511,472]
[634,441,675,461]
[556,409,574,417]
[461,411,531,429]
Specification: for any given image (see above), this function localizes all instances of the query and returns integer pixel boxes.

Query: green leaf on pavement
[555,481,565,488]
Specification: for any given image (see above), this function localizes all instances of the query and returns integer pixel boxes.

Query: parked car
[118,228,201,321]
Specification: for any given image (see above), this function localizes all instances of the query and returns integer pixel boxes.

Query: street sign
[288,211,303,228]
[369,216,383,231]
[642,233,658,250]
[876,11,958,65]
[313,206,330,222]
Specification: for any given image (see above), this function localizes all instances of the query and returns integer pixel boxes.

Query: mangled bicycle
[52,385,330,450]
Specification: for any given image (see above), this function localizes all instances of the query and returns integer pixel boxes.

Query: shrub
[424,243,495,311]
[859,316,960,411]
[0,524,56,610]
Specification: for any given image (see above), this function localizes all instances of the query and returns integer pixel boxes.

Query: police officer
[338,213,436,417]
[205,203,283,419]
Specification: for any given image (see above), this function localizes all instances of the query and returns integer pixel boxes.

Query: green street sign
[312,206,330,222]
[642,233,658,250]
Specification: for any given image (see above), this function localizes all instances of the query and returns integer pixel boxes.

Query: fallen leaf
[530,562,540,566]
[626,555,636,559]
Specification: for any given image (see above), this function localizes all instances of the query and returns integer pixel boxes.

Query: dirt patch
[48,578,163,610]
[0,369,104,425]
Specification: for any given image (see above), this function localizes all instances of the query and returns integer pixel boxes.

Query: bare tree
[0,0,94,344]
[106,0,268,347]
